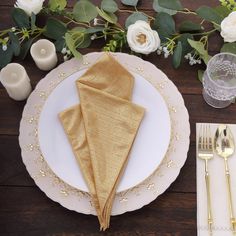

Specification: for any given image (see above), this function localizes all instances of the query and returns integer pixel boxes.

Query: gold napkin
[59,53,145,230]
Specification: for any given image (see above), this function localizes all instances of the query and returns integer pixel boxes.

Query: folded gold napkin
[197,123,236,236]
[59,53,145,230]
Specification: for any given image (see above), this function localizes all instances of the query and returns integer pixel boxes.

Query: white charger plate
[38,68,171,192]
[19,52,190,216]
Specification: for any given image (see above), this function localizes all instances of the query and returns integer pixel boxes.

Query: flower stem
[192,28,217,36]
[177,8,197,15]
[63,15,90,27]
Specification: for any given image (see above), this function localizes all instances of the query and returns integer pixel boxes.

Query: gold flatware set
[198,124,236,235]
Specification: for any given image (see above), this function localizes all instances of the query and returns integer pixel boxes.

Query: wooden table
[1,0,236,235]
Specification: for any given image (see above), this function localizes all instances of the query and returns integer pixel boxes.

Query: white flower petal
[15,0,44,16]
[220,11,236,43]
[127,20,161,55]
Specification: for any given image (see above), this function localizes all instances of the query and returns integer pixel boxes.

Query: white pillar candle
[30,39,58,71]
[0,63,32,101]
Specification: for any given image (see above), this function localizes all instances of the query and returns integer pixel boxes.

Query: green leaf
[54,38,65,52]
[153,0,177,15]
[172,41,182,69]
[43,18,67,40]
[96,7,117,24]
[73,0,98,23]
[65,32,82,59]
[121,0,139,7]
[9,32,20,56]
[19,38,33,59]
[70,27,92,48]
[101,0,118,13]
[214,6,231,19]
[178,33,193,58]
[11,8,30,29]
[188,39,211,64]
[153,12,175,42]
[85,27,105,33]
[48,0,67,11]
[221,43,236,54]
[31,13,36,33]
[179,21,203,33]
[0,46,13,69]
[198,70,204,83]
[125,12,148,28]
[78,35,91,48]
[196,6,222,25]
[158,0,183,10]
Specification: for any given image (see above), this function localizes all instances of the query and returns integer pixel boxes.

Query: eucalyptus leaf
[54,38,65,52]
[221,43,236,54]
[31,13,36,33]
[77,34,91,48]
[153,12,175,42]
[214,6,231,19]
[43,18,67,40]
[178,33,193,58]
[85,27,105,33]
[96,7,117,24]
[198,70,204,83]
[188,39,211,64]
[48,0,67,11]
[158,0,183,10]
[196,6,222,25]
[0,46,13,69]
[19,38,33,59]
[101,0,118,13]
[71,27,86,33]
[172,41,182,69]
[121,0,139,7]
[125,12,148,28]
[70,27,92,48]
[9,32,20,56]
[73,0,98,23]
[11,8,30,29]
[153,0,177,15]
[179,21,203,33]
[65,32,82,59]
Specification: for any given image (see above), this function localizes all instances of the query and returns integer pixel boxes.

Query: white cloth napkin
[197,123,236,236]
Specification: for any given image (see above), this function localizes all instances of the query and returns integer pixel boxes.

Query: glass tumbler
[202,53,236,108]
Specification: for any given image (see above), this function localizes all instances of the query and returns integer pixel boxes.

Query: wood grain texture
[0,187,196,236]
[0,0,235,235]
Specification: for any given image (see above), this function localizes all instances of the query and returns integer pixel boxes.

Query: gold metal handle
[205,159,213,235]
[224,158,236,234]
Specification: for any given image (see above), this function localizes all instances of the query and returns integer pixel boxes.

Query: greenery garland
[1,0,236,81]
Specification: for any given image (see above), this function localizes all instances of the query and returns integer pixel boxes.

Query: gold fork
[198,124,214,235]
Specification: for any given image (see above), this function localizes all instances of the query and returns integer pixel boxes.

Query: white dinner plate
[38,67,171,193]
[19,52,190,215]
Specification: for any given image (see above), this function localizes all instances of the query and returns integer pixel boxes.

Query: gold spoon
[214,124,236,234]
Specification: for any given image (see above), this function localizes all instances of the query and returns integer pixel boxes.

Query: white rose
[127,20,161,55]
[221,11,236,43]
[15,0,45,16]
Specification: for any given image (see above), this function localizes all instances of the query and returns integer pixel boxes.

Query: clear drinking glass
[202,53,236,108]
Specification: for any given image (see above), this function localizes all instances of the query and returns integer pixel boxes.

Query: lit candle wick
[40,49,46,55]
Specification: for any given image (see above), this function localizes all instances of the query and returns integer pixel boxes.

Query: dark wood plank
[0,136,34,186]
[0,186,196,236]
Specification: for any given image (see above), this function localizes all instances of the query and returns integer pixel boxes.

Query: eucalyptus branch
[192,28,217,36]
[63,15,90,27]
[177,8,197,15]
